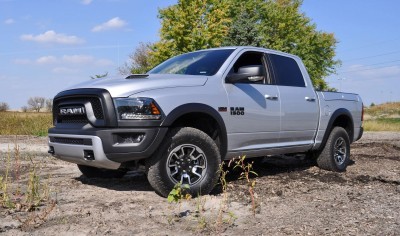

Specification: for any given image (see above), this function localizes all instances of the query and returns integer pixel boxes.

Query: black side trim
[319,108,354,150]
[161,103,228,159]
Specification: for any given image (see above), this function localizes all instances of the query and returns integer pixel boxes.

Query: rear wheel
[316,127,350,172]
[77,164,127,178]
[146,127,221,197]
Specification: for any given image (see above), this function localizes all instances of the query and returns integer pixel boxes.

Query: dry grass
[0,112,53,136]
[364,118,400,132]
[365,102,400,117]
[0,144,56,229]
[363,102,400,132]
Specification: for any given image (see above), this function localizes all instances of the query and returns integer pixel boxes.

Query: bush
[0,102,10,111]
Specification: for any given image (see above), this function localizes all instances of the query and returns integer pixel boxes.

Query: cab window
[268,54,305,87]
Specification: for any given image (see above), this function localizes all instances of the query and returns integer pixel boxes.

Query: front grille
[88,97,104,119]
[50,137,92,146]
[58,115,88,124]
[51,88,117,128]
[53,96,104,125]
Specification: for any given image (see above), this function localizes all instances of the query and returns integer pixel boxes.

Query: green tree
[150,0,232,65]
[124,0,338,90]
[222,8,261,47]
[256,0,338,90]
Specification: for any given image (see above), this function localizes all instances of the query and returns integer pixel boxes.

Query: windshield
[149,49,234,76]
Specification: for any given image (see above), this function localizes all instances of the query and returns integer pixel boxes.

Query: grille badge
[59,107,86,116]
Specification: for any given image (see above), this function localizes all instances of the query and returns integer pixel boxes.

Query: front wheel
[146,127,221,197]
[316,127,351,172]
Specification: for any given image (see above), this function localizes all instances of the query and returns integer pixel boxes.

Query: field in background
[0,112,52,136]
[364,102,400,131]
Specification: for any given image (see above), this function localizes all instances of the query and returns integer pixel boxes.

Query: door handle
[305,97,316,102]
[265,94,278,100]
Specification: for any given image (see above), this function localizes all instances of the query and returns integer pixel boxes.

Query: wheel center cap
[180,155,192,171]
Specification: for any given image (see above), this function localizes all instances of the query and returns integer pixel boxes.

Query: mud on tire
[316,126,351,172]
[146,127,221,197]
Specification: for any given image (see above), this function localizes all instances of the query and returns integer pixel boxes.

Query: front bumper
[48,127,168,169]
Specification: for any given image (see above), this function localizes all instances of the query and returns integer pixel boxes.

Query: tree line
[0,97,53,112]
[119,0,339,90]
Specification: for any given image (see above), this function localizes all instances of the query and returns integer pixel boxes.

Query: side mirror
[226,65,264,83]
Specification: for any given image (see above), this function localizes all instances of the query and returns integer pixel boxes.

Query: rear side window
[269,54,305,87]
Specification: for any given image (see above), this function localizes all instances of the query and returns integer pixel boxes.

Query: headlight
[114,97,162,120]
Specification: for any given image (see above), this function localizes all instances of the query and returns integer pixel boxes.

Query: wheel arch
[161,103,228,159]
[320,108,354,150]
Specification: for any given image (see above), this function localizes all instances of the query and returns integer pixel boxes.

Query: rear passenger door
[267,53,319,147]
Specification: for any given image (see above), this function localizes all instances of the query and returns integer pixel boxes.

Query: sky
[1,0,399,109]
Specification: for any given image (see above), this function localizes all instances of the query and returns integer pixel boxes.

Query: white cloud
[92,17,127,32]
[36,56,57,64]
[4,18,14,24]
[81,0,93,5]
[20,30,85,45]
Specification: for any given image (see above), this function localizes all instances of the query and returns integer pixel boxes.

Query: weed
[167,182,191,203]
[0,143,56,229]
[0,146,14,208]
[164,156,256,233]
[215,161,230,229]
[25,157,42,210]
[232,156,258,216]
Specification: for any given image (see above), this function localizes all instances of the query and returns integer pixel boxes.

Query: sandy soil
[0,132,399,235]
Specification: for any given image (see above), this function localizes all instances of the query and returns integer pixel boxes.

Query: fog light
[48,146,55,155]
[84,150,95,160]
[116,133,145,144]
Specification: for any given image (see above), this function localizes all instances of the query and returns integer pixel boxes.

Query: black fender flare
[161,103,228,159]
[320,108,354,150]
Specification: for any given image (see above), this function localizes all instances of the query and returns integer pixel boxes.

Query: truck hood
[65,74,208,97]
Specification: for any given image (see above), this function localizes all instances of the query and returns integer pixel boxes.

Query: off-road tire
[146,127,221,197]
[316,126,350,172]
[77,164,127,178]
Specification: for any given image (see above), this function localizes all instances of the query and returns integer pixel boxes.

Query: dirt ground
[0,132,399,235]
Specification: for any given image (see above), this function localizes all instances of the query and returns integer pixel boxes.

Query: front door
[224,50,281,152]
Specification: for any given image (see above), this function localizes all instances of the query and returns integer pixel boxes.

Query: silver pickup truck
[48,46,363,197]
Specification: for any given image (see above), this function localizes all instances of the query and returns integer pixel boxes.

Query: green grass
[0,112,53,136]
